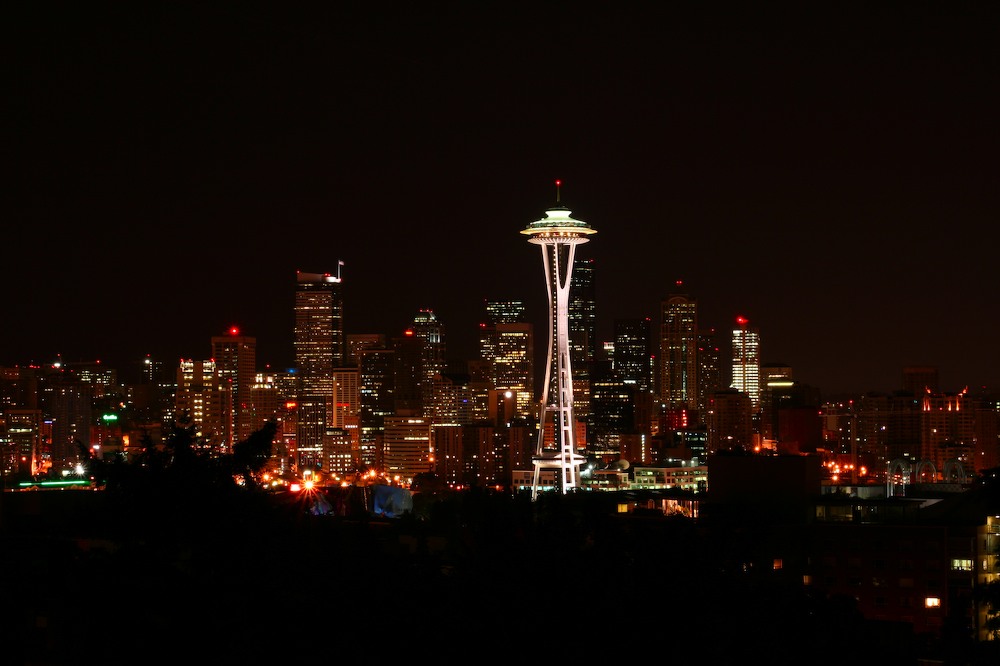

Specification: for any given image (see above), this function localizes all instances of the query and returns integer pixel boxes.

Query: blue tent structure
[371,484,413,518]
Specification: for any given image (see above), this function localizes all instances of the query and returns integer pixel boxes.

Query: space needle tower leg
[522,181,596,500]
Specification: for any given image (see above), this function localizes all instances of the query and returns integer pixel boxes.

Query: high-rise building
[696,327,722,418]
[731,316,761,411]
[521,183,596,497]
[409,309,447,421]
[294,269,345,468]
[175,359,224,450]
[39,372,92,472]
[211,327,257,450]
[568,256,597,419]
[706,388,754,453]
[613,317,653,394]
[358,346,395,468]
[479,300,535,419]
[659,287,698,411]
[347,333,386,367]
[382,415,432,482]
[588,359,634,460]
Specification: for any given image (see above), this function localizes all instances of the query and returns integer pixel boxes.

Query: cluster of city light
[824,460,868,483]
[257,467,409,493]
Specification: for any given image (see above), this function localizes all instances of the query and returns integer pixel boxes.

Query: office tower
[331,367,360,468]
[432,372,475,425]
[731,316,761,411]
[588,359,634,460]
[392,330,424,415]
[382,415,432,482]
[479,300,535,418]
[347,333,386,367]
[2,409,43,476]
[659,287,698,411]
[706,388,754,452]
[211,327,257,451]
[568,256,596,419]
[294,269,345,468]
[921,388,976,478]
[485,299,527,325]
[521,183,596,498]
[696,327,722,417]
[175,359,225,450]
[613,317,653,393]
[39,372,92,472]
[760,363,793,441]
[358,346,395,468]
[409,309,447,421]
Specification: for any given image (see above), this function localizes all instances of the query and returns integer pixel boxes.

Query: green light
[102,413,118,421]
[18,479,89,488]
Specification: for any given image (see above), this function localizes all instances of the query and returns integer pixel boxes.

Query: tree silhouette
[230,420,276,490]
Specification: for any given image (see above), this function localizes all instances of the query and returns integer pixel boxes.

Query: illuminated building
[568,256,596,419]
[696,327,722,417]
[358,346,395,468]
[346,333,386,366]
[382,415,432,483]
[211,327,256,450]
[2,409,42,476]
[730,315,761,411]
[408,309,447,421]
[521,182,596,498]
[176,359,225,450]
[588,359,633,461]
[40,372,92,471]
[706,388,753,452]
[478,300,535,418]
[613,317,653,394]
[659,287,699,411]
[921,388,976,478]
[294,269,345,469]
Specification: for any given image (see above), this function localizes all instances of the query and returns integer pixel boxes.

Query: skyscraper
[568,256,597,419]
[614,317,653,393]
[409,309,447,421]
[479,300,535,419]
[211,327,256,450]
[731,315,761,411]
[659,286,698,410]
[294,269,345,469]
[521,183,596,498]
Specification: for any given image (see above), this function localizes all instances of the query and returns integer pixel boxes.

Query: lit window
[925,597,941,608]
[951,558,973,571]
[773,558,783,570]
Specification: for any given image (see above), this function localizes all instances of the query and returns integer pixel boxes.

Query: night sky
[6,2,1000,396]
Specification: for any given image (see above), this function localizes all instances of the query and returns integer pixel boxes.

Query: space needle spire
[521,180,596,500]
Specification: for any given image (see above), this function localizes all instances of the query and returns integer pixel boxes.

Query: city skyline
[6,3,1000,396]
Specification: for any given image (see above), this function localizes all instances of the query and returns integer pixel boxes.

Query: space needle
[522,180,596,500]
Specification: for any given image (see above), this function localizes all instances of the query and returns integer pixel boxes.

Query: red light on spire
[736,316,748,326]
[229,326,240,336]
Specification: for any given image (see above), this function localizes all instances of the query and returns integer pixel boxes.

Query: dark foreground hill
[0,486,991,665]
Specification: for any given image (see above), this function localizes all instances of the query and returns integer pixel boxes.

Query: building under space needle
[521,181,596,500]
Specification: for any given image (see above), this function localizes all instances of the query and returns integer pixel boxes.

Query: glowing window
[951,558,973,571]
[925,597,941,608]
